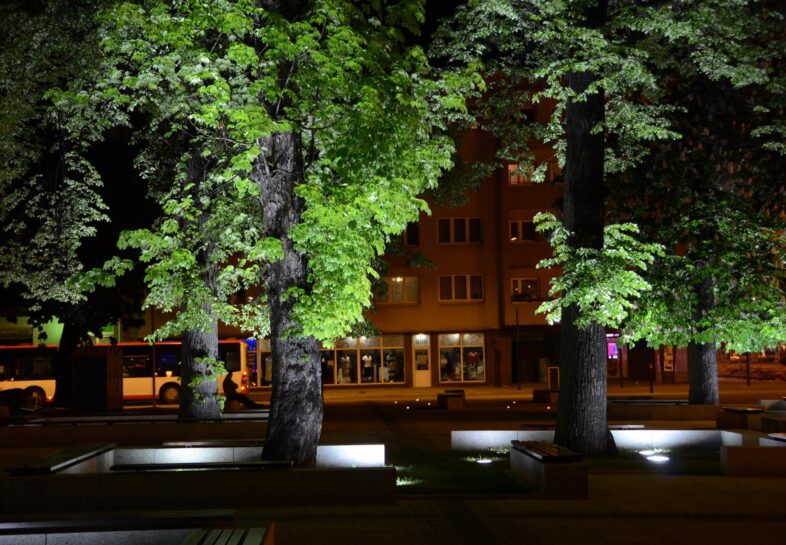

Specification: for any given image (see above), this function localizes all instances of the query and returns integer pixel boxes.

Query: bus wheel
[25,386,46,409]
[159,384,180,404]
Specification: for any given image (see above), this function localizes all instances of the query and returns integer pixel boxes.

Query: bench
[6,443,116,475]
[437,389,465,410]
[717,406,765,430]
[532,388,558,404]
[510,440,587,499]
[182,526,274,545]
[0,510,234,535]
[111,460,293,472]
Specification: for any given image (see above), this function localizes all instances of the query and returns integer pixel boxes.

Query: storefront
[438,332,486,383]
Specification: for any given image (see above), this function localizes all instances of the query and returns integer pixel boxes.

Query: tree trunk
[555,305,615,454]
[178,259,221,420]
[688,270,719,404]
[257,131,322,467]
[554,39,616,455]
[52,305,83,407]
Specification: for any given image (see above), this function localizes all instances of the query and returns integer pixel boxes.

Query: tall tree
[0,0,149,407]
[614,61,786,404]
[79,0,458,463]
[432,0,777,453]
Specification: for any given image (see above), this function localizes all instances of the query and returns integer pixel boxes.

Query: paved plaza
[1,380,785,544]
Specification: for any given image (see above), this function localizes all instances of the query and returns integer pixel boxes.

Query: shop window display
[439,333,485,382]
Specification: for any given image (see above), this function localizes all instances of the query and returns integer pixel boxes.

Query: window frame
[437,217,483,244]
[509,220,542,243]
[438,332,486,383]
[511,277,541,302]
[507,163,535,186]
[438,274,484,302]
[378,276,419,305]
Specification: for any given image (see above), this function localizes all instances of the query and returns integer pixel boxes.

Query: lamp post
[516,304,521,390]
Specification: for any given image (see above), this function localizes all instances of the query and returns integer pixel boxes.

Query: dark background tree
[0,1,150,407]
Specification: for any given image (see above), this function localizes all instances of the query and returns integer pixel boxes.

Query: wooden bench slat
[722,406,765,414]
[181,529,208,545]
[225,529,246,545]
[180,527,268,545]
[511,440,582,463]
[243,528,267,545]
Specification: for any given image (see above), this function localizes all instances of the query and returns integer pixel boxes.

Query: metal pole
[151,309,157,409]
[619,343,624,389]
[516,305,521,390]
[746,352,751,387]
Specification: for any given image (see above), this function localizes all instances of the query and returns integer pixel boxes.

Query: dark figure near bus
[222,371,259,409]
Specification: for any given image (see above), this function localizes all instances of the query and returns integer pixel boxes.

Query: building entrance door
[412,334,431,388]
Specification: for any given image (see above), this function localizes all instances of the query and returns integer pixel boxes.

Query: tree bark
[554,35,616,455]
[688,269,719,404]
[178,259,222,420]
[257,131,322,467]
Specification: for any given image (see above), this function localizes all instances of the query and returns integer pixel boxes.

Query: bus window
[122,355,152,378]
[221,348,241,373]
[156,353,180,377]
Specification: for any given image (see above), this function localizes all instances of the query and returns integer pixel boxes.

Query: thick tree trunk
[258,131,322,467]
[179,320,221,419]
[178,259,221,420]
[554,50,616,455]
[688,270,719,404]
[53,306,83,407]
[555,305,614,454]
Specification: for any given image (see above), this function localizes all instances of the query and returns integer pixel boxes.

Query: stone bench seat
[111,460,293,472]
[7,443,115,476]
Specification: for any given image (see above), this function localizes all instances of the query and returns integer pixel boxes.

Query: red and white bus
[0,339,250,406]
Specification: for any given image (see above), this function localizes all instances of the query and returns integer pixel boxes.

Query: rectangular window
[468,218,482,242]
[512,277,540,301]
[507,163,534,186]
[378,276,419,304]
[453,218,467,243]
[438,218,451,243]
[439,276,453,300]
[324,336,405,385]
[437,217,483,244]
[405,222,420,246]
[438,275,483,301]
[454,276,467,299]
[439,332,485,383]
[509,220,541,242]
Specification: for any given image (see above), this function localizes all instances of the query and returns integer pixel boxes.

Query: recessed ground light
[506,405,511,409]
[416,398,420,402]
[646,455,669,463]
[546,406,551,410]
[427,402,431,406]
[512,401,517,404]
[406,406,410,410]
[394,401,398,404]
[476,458,493,464]
[638,450,656,456]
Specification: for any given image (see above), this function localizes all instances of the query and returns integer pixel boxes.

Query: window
[323,336,405,385]
[378,276,419,304]
[512,277,540,301]
[437,217,482,244]
[438,275,483,301]
[507,163,534,186]
[439,332,485,382]
[509,220,541,242]
[404,222,420,246]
